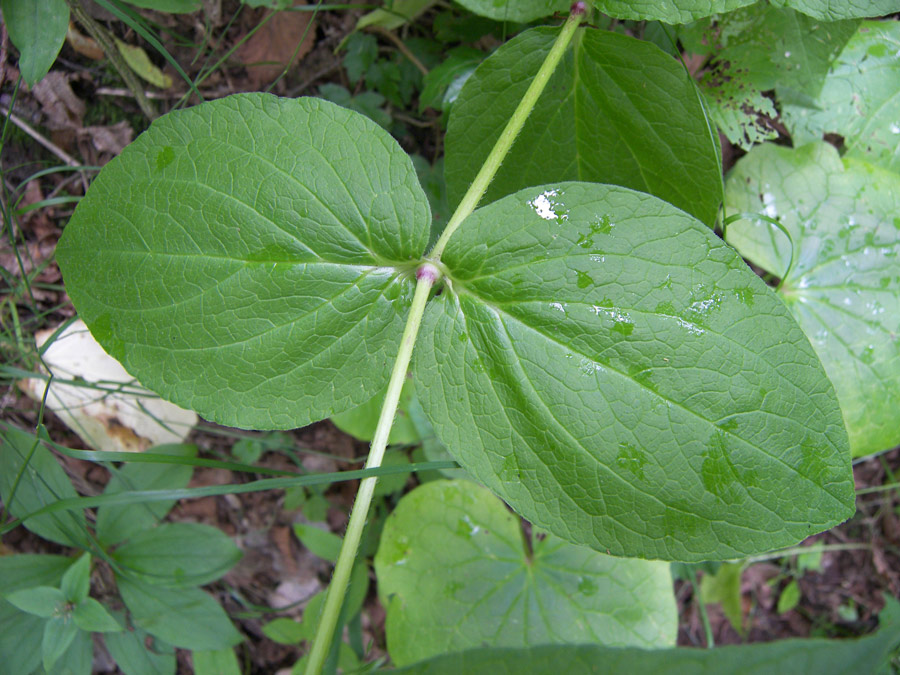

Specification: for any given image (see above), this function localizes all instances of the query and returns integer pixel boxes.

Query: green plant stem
[305,9,585,672]
[693,572,715,648]
[66,0,157,121]
[427,8,584,262]
[304,265,439,675]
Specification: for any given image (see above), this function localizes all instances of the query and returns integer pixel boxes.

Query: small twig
[391,111,438,128]
[0,105,80,167]
[47,171,85,200]
[368,25,429,76]
[286,62,341,97]
[66,0,157,121]
[95,86,175,100]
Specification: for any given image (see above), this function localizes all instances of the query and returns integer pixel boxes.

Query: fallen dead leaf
[0,238,56,279]
[18,179,53,231]
[77,120,134,161]
[66,23,104,60]
[31,72,85,129]
[237,1,316,89]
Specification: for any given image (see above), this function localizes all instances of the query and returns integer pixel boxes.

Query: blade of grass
[93,0,204,103]
[0,460,457,535]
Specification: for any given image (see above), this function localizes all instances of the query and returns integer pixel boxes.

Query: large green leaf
[0,0,69,85]
[724,142,900,457]
[453,0,568,22]
[56,94,430,430]
[375,480,676,667]
[96,444,197,547]
[113,523,241,587]
[0,425,89,548]
[783,21,900,174]
[416,182,853,561]
[690,5,857,150]
[118,577,242,651]
[588,0,754,22]
[771,0,900,20]
[445,27,722,226]
[394,595,900,674]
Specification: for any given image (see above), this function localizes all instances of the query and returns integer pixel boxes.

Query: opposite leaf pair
[56,93,854,562]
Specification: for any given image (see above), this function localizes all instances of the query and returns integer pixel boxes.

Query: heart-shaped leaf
[416,182,853,561]
[783,21,900,174]
[445,27,723,226]
[56,94,430,430]
[724,142,900,457]
[453,0,568,22]
[375,480,676,667]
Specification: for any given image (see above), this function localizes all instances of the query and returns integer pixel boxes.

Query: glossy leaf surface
[783,22,900,174]
[56,94,430,430]
[445,27,722,226]
[395,596,900,674]
[0,0,69,85]
[588,0,754,22]
[453,0,568,22]
[416,183,853,561]
[375,480,676,666]
[724,142,900,456]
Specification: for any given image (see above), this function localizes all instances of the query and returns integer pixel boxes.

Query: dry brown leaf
[77,120,134,161]
[31,72,85,129]
[237,1,316,89]
[66,23,104,60]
